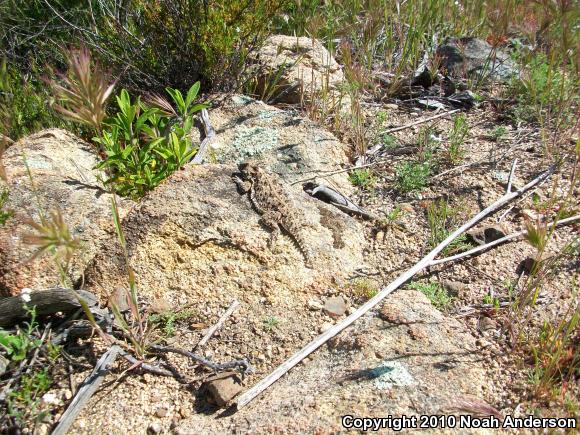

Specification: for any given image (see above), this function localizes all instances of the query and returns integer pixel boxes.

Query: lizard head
[238,162,261,179]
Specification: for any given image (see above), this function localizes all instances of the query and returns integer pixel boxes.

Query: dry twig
[196,300,240,348]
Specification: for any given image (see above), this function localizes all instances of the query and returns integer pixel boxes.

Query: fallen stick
[196,300,240,348]
[149,344,252,374]
[0,288,98,328]
[52,345,120,435]
[191,108,216,165]
[235,161,554,410]
[430,214,580,266]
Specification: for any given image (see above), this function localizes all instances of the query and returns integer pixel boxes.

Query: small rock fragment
[478,316,497,332]
[323,296,347,317]
[0,355,8,376]
[467,225,506,245]
[155,407,168,418]
[441,280,467,297]
[307,299,323,310]
[148,422,162,434]
[204,372,243,407]
[320,321,334,333]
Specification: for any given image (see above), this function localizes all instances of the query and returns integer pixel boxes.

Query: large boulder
[83,163,365,304]
[194,94,352,190]
[251,35,346,106]
[436,37,516,80]
[0,129,134,296]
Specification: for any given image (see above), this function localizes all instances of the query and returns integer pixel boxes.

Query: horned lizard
[233,163,314,268]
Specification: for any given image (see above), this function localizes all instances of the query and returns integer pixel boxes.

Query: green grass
[409,281,454,310]
[262,316,280,332]
[395,161,431,193]
[149,309,196,338]
[0,188,13,226]
[0,59,70,140]
[426,198,472,254]
[447,113,469,164]
[348,168,376,188]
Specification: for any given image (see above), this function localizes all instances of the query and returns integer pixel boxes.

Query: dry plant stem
[196,300,240,348]
[150,345,252,374]
[235,163,554,410]
[52,345,120,435]
[430,214,580,266]
[366,108,461,156]
[120,351,174,378]
[191,109,215,164]
[24,322,51,375]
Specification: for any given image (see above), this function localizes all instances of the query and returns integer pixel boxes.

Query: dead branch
[149,345,252,374]
[430,214,579,266]
[52,345,120,435]
[0,288,98,328]
[191,108,216,164]
[196,300,240,348]
[235,163,554,410]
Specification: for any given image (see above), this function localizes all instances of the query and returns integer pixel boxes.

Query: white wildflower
[20,287,32,303]
[41,392,59,405]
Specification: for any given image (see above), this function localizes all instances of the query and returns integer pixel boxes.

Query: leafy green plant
[409,281,454,310]
[263,316,280,332]
[149,309,196,338]
[491,126,508,142]
[94,83,207,198]
[426,198,471,254]
[447,113,469,164]
[0,188,13,225]
[380,133,398,150]
[351,278,378,301]
[7,368,52,425]
[0,308,41,362]
[348,168,376,188]
[395,161,431,193]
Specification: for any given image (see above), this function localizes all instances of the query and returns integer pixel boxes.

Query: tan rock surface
[0,129,134,296]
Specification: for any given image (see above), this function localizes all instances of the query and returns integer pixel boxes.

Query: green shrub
[0,59,68,140]
[395,161,431,193]
[3,1,287,93]
[94,83,207,198]
[348,168,376,188]
[0,188,13,226]
[409,281,454,310]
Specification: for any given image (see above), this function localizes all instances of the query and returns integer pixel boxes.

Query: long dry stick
[430,214,580,266]
[196,300,240,348]
[235,162,554,410]
[52,345,120,435]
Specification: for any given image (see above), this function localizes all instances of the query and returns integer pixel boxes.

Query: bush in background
[1,0,288,94]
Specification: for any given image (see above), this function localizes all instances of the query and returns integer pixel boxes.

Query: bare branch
[196,300,239,348]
